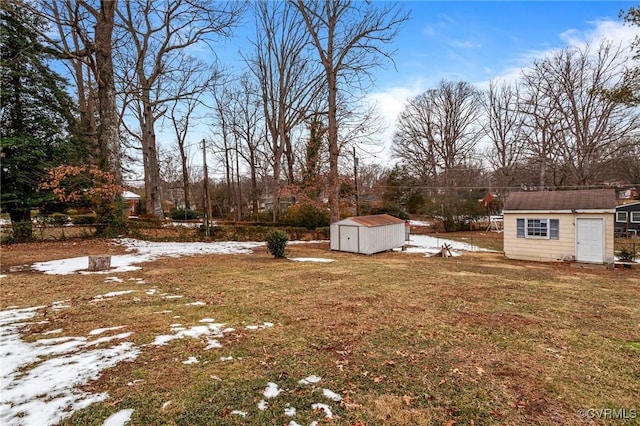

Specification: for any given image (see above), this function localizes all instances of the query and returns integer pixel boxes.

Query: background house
[615,201,640,236]
[330,214,406,255]
[503,189,615,264]
[122,191,141,217]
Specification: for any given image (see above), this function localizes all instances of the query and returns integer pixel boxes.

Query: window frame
[616,211,628,222]
[516,217,559,240]
[526,218,548,237]
[631,211,640,223]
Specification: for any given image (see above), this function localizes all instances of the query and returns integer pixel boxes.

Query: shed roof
[341,214,405,227]
[504,189,615,211]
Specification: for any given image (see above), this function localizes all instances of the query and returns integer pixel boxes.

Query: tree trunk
[179,143,191,210]
[139,89,163,219]
[95,0,121,182]
[327,72,340,223]
[88,255,111,271]
[250,152,259,221]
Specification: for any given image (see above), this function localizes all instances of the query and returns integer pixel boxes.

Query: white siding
[504,212,614,263]
[359,223,405,255]
[330,221,405,254]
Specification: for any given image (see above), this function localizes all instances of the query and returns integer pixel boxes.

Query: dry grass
[1,237,639,425]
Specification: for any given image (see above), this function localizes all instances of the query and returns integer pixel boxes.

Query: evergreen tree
[0,1,79,241]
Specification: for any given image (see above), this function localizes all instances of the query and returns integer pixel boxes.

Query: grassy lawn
[1,238,639,425]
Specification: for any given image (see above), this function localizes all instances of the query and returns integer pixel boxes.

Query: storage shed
[330,214,406,255]
[503,189,615,264]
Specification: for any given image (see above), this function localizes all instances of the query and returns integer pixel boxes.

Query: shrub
[170,208,200,221]
[616,246,637,262]
[283,203,330,230]
[265,230,288,258]
[71,213,97,225]
[49,213,70,226]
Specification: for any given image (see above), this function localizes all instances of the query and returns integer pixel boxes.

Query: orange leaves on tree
[40,165,123,204]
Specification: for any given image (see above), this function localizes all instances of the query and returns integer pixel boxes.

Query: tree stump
[88,255,111,271]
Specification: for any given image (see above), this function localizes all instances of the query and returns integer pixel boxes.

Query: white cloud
[449,40,482,49]
[477,19,636,89]
[365,84,425,163]
[560,19,638,50]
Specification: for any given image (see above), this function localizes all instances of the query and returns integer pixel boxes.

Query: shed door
[576,218,604,263]
[339,225,359,253]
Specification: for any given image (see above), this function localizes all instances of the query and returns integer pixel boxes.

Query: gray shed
[330,214,406,255]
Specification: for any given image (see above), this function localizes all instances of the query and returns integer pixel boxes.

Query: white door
[576,218,604,263]
[339,225,359,253]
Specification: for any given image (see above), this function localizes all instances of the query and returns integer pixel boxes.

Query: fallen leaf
[444,420,456,426]
[476,367,485,376]
[439,378,446,385]
[402,395,413,406]
[373,375,385,383]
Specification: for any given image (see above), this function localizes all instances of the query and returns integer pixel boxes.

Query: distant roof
[615,201,640,210]
[504,189,615,211]
[343,214,405,227]
[122,190,141,200]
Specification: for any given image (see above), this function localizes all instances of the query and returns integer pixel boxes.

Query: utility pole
[202,138,212,236]
[353,146,360,216]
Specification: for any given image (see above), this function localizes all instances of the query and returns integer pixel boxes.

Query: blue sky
[380,1,636,88]
[122,1,638,178]
[357,1,639,162]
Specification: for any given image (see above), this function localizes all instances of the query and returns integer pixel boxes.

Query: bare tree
[167,63,216,211]
[483,79,526,193]
[393,94,438,185]
[293,0,410,222]
[393,81,484,188]
[35,0,121,181]
[210,82,235,218]
[115,0,244,218]
[522,42,639,187]
[519,72,564,189]
[227,74,268,220]
[246,0,324,221]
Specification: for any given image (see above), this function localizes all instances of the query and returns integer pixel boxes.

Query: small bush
[616,246,637,262]
[49,213,70,226]
[283,203,330,230]
[170,208,200,221]
[265,230,288,258]
[71,213,97,225]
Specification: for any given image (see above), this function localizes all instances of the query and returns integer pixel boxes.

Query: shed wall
[330,222,405,254]
[359,223,405,255]
[503,212,614,263]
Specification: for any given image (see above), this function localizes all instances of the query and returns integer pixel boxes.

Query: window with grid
[632,212,640,223]
[616,211,628,222]
[527,219,548,237]
[517,218,559,239]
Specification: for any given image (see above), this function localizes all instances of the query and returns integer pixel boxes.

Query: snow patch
[102,408,134,426]
[322,388,343,401]
[299,375,322,385]
[311,403,333,418]
[263,382,282,398]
